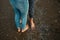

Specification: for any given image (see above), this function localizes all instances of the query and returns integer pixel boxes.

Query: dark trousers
[29,0,34,18]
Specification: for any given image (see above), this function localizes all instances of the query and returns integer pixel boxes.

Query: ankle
[29,18,34,23]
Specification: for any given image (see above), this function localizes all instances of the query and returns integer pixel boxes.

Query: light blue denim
[9,0,29,29]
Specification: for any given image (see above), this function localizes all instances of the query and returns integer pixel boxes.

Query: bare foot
[31,22,35,30]
[22,24,29,32]
[30,18,35,30]
[17,27,20,33]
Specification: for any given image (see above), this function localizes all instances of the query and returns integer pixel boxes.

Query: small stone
[14,36,18,40]
[58,11,60,13]
[54,20,58,23]
[6,34,8,36]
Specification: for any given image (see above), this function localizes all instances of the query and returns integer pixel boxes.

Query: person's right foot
[22,24,29,32]
[29,18,35,30]
[31,22,35,30]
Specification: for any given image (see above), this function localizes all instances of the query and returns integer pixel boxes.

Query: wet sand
[0,0,60,40]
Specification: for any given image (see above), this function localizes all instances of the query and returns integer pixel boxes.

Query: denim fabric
[29,0,34,18]
[9,0,29,29]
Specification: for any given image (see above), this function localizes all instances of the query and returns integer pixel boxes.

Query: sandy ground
[0,0,60,40]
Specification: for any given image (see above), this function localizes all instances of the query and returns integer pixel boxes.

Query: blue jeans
[9,0,29,29]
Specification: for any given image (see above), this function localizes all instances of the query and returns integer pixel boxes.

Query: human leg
[20,1,29,32]
[29,0,35,30]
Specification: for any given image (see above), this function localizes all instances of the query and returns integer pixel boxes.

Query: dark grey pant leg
[29,0,34,18]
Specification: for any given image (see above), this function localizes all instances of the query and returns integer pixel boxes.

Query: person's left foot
[17,27,21,33]
[22,24,29,32]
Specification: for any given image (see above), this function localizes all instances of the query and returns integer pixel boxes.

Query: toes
[22,25,29,32]
[31,23,35,30]
[17,27,21,33]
